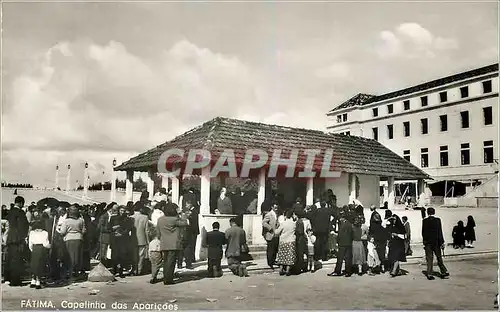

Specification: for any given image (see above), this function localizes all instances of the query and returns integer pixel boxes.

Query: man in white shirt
[151,201,166,227]
[153,188,168,203]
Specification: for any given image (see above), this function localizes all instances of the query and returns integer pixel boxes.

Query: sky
[1,1,498,187]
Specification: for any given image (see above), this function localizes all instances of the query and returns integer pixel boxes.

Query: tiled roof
[328,93,376,113]
[329,63,499,113]
[115,117,429,179]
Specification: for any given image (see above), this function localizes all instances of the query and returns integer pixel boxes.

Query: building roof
[328,63,499,113]
[328,93,376,113]
[115,117,429,179]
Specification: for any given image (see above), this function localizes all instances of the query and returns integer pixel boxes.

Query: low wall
[195,213,266,261]
[443,197,477,207]
[196,214,237,261]
[477,197,498,208]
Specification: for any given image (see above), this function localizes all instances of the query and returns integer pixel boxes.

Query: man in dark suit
[311,201,332,261]
[422,207,449,280]
[5,196,29,286]
[205,222,227,277]
[328,212,353,277]
[157,203,188,285]
[225,218,248,277]
[97,203,116,267]
[178,201,199,270]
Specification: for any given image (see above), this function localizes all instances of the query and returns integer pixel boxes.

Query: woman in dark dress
[465,215,476,247]
[293,210,308,274]
[387,214,406,277]
[452,221,466,249]
[108,206,132,278]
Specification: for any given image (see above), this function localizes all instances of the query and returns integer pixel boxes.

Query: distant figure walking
[13,189,18,195]
[422,207,449,280]
[464,215,476,248]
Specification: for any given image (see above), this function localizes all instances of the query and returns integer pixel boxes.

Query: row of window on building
[403,141,495,168]
[371,106,493,140]
[335,79,494,124]
[370,79,494,118]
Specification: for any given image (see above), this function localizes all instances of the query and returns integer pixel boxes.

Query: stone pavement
[2,255,497,310]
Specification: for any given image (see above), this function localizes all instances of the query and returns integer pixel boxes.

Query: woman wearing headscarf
[387,214,407,277]
[465,215,476,248]
[452,221,466,249]
[275,209,297,276]
[58,205,86,279]
[216,187,233,214]
[293,209,308,274]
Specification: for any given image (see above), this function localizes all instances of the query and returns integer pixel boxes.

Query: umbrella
[58,201,71,208]
[37,197,59,208]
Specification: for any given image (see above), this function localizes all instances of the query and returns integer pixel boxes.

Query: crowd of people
[1,187,204,287]
[262,193,455,281]
[1,185,473,288]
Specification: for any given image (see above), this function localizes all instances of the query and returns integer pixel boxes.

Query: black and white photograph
[1,1,499,310]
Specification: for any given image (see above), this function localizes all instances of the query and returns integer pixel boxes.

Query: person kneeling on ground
[225,218,249,277]
[205,222,226,278]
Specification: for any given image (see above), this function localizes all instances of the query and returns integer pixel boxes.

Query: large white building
[327,64,499,199]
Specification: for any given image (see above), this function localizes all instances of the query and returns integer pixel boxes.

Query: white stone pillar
[147,171,155,201]
[200,165,211,215]
[348,173,356,203]
[66,165,71,193]
[257,168,266,215]
[171,177,180,205]
[126,170,134,203]
[388,177,395,210]
[417,179,425,206]
[161,175,169,191]
[306,177,314,206]
[110,172,116,202]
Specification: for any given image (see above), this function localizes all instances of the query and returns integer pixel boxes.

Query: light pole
[55,165,59,190]
[110,158,117,202]
[102,171,105,191]
[83,162,89,199]
[66,164,71,193]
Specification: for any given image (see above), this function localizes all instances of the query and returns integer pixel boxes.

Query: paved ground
[2,255,498,310]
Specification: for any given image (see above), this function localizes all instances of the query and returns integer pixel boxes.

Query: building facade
[327,64,499,196]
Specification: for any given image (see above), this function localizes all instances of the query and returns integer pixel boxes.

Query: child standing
[205,222,226,278]
[28,221,51,289]
[307,232,316,272]
[148,230,163,284]
[367,236,381,275]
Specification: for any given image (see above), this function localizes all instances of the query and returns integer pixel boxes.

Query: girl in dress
[28,221,51,289]
[367,236,380,275]
[302,212,316,272]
